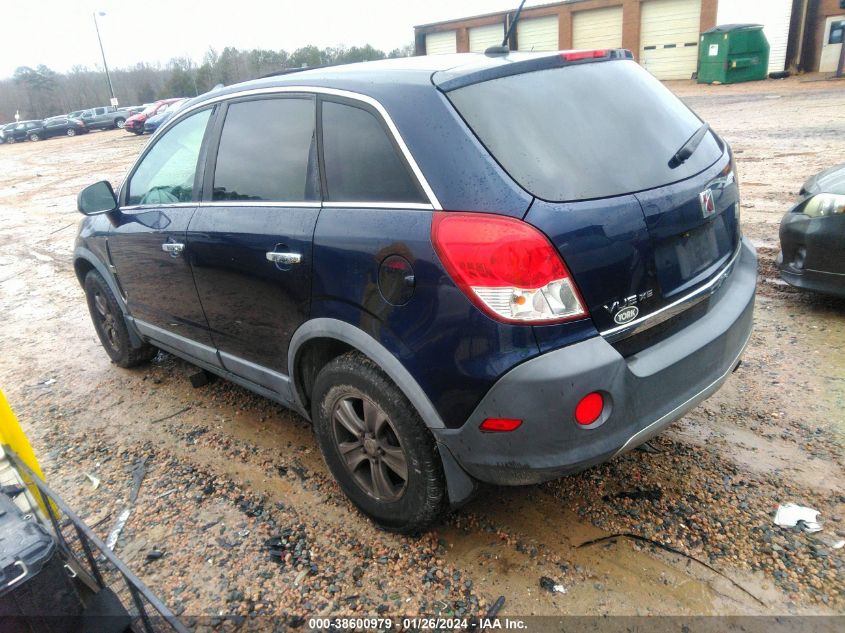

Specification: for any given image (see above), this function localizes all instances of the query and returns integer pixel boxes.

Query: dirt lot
[0,75,844,626]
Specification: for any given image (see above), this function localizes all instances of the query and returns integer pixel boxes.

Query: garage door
[716,0,792,73]
[640,0,702,79]
[469,23,505,52]
[572,6,624,50]
[517,15,559,51]
[426,31,457,55]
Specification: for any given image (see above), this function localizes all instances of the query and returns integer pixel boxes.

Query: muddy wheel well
[295,337,354,413]
[74,258,95,286]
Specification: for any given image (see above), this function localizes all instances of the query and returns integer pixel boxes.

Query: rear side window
[447,60,723,201]
[321,100,425,203]
[213,98,317,202]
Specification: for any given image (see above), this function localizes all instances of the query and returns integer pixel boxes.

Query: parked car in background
[75,51,756,532]
[79,106,131,130]
[4,120,43,143]
[29,117,88,140]
[0,123,16,143]
[778,163,845,298]
[123,98,182,135]
[143,98,188,134]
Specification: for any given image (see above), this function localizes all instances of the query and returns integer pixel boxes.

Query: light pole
[92,11,118,107]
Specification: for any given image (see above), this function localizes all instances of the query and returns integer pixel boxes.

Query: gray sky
[0,0,548,79]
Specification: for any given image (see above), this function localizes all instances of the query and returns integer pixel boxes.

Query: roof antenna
[485,0,527,56]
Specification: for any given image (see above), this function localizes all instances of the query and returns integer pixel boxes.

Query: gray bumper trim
[613,324,751,457]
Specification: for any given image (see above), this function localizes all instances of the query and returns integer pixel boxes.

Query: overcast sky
[0,0,549,79]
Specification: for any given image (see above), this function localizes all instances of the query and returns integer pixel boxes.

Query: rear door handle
[266,252,302,265]
[162,242,185,256]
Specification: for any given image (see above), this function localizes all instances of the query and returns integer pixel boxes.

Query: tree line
[1,43,414,122]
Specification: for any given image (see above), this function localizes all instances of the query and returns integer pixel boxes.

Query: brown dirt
[0,75,843,623]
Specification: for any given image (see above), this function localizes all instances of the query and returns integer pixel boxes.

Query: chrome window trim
[119,85,442,211]
[323,202,434,210]
[120,203,197,212]
[600,242,743,342]
[198,201,321,209]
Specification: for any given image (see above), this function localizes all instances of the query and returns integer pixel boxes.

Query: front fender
[74,246,144,348]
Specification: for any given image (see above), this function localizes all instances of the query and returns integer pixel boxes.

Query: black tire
[7,137,15,144]
[114,118,125,129]
[66,128,76,137]
[84,270,156,368]
[132,129,143,135]
[28,133,40,142]
[311,352,446,533]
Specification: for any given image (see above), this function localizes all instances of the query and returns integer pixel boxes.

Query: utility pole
[93,11,118,107]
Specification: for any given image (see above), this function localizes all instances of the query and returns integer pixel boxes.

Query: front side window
[321,100,425,203]
[127,108,211,206]
[212,97,316,202]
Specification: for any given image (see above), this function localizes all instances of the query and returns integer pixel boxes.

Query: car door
[45,119,64,138]
[108,106,220,367]
[187,95,320,393]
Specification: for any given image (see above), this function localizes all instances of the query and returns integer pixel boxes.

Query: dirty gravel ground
[0,76,843,627]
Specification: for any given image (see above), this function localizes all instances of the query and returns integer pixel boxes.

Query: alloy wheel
[93,291,120,352]
[331,393,408,502]
[67,129,76,137]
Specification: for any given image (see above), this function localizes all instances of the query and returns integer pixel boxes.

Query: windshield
[142,104,159,115]
[447,60,723,201]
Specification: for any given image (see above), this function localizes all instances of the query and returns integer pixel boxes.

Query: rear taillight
[561,49,609,61]
[431,212,587,324]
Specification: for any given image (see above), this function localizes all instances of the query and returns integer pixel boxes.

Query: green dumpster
[697,24,770,84]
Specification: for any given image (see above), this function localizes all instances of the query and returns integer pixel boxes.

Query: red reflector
[479,418,523,433]
[561,49,610,61]
[575,392,604,425]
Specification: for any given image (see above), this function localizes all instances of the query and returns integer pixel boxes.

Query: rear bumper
[434,238,757,486]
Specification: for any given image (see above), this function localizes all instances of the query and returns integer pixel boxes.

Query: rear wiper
[668,123,710,169]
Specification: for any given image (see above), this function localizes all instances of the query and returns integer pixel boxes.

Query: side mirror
[78,181,118,215]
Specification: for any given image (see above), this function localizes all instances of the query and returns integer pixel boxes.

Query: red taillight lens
[479,418,523,433]
[431,212,587,324]
[575,392,604,425]
[561,49,610,61]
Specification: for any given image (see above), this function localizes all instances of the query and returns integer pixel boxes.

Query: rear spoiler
[434,49,633,92]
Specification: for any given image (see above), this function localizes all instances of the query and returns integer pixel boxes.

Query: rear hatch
[438,53,740,337]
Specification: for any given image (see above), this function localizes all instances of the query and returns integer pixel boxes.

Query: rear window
[447,60,723,201]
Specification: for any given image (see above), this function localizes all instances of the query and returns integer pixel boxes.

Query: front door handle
[266,252,302,265]
[162,242,185,256]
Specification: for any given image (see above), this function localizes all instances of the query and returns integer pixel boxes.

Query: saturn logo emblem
[699,189,716,219]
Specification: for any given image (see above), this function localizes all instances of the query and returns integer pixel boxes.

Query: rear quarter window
[321,100,426,204]
[447,60,723,201]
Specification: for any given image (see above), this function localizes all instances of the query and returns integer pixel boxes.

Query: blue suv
[75,50,757,532]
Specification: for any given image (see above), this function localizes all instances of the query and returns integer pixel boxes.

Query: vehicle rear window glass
[447,60,723,201]
[213,98,317,202]
[321,101,425,203]
[127,108,211,206]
